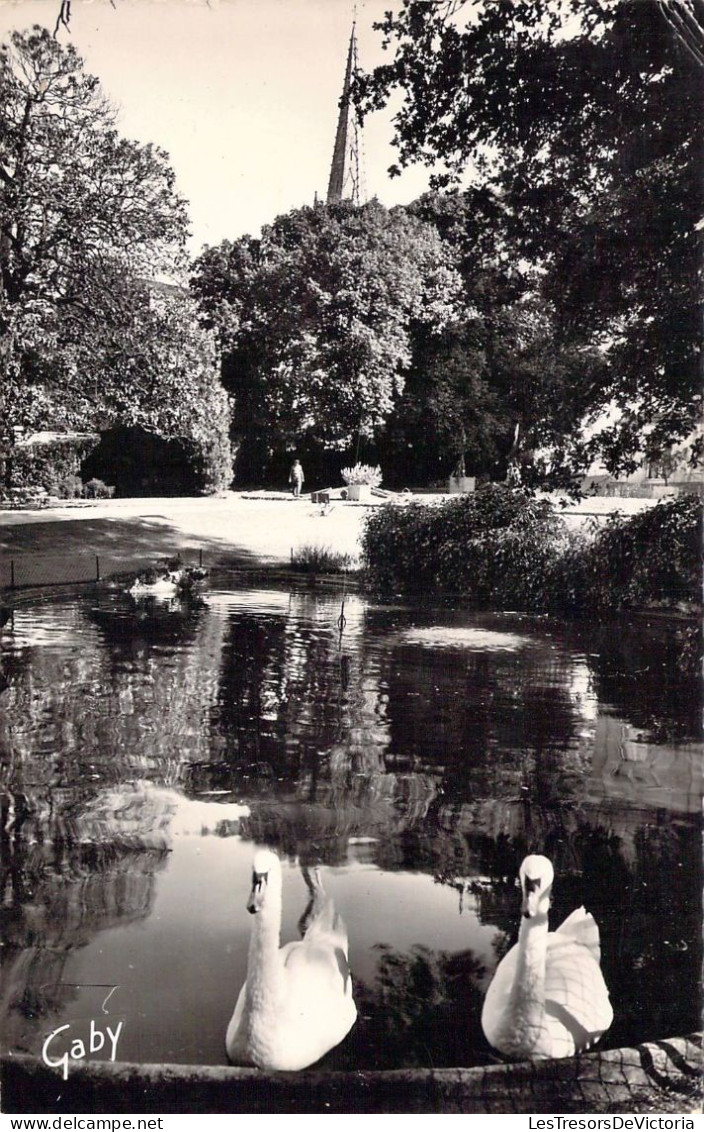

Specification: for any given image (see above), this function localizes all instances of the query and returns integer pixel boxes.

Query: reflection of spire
[326,24,364,205]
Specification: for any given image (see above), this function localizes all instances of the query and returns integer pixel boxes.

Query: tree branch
[53,0,71,39]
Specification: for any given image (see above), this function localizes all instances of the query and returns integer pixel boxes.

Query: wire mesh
[0,549,205,591]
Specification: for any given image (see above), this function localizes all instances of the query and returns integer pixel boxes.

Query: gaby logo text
[42,1020,124,1080]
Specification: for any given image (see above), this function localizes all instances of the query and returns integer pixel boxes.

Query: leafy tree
[0,28,187,299]
[354,1,703,475]
[384,322,501,485]
[191,199,461,481]
[384,189,607,487]
[0,28,232,491]
[64,271,233,491]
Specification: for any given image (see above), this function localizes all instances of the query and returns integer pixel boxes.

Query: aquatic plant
[291,544,358,574]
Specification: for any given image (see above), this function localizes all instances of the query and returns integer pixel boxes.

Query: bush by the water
[556,494,702,614]
[361,485,568,609]
[361,486,702,615]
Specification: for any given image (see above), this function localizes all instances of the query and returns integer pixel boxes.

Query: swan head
[247,848,281,914]
[519,854,554,919]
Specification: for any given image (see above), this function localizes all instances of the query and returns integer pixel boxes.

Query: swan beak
[247,870,268,914]
[521,874,543,918]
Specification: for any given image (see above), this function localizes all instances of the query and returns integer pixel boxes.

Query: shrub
[361,486,702,615]
[341,463,383,487]
[362,484,567,607]
[83,478,115,499]
[185,406,233,494]
[1,434,99,500]
[577,495,702,613]
[54,473,85,499]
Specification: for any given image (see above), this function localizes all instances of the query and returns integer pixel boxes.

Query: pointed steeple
[326,24,363,205]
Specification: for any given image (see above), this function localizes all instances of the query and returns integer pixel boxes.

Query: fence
[0,547,206,592]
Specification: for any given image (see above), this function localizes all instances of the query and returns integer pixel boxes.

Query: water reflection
[0,582,700,1070]
[89,592,209,649]
[348,943,485,1070]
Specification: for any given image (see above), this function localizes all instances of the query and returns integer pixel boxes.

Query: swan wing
[480,942,520,1048]
[304,904,350,957]
[555,906,601,962]
[300,874,350,957]
[544,936,613,1055]
[283,937,353,998]
[481,934,612,1059]
[225,980,251,1064]
[261,938,356,1069]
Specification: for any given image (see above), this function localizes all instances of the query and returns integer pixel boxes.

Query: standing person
[289,458,304,497]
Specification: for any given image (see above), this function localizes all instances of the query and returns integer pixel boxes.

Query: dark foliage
[362,486,702,616]
[1,28,231,497]
[191,199,459,483]
[80,427,219,498]
[354,1,703,474]
[557,494,703,614]
[361,484,567,607]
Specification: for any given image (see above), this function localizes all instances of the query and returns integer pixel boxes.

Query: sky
[0,0,435,252]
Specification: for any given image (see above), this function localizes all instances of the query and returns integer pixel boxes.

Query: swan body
[226,849,357,1071]
[128,563,209,597]
[129,577,179,597]
[482,855,613,1060]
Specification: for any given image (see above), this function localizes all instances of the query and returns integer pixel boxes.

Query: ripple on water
[401,626,531,651]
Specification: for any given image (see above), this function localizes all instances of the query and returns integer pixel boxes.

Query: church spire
[326,23,363,205]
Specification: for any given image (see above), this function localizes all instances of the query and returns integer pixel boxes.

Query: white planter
[447,476,476,494]
[346,483,372,501]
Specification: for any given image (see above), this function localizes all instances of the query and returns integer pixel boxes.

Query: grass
[290,544,359,575]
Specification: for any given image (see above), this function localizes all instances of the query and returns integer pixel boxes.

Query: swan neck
[511,912,549,1015]
[245,882,283,1010]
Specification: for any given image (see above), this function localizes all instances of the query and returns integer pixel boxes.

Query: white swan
[481,854,613,1060]
[128,564,209,597]
[226,848,357,1070]
[128,577,179,597]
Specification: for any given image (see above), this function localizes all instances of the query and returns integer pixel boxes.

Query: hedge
[361,485,702,616]
[1,435,100,500]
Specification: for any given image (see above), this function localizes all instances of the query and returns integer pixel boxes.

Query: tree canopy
[65,271,233,490]
[0,26,231,490]
[368,186,605,488]
[355,0,703,475]
[191,199,461,480]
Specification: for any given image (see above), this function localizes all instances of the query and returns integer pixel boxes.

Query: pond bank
[0,490,658,591]
[1,507,700,1117]
[0,493,368,587]
[2,1034,701,1114]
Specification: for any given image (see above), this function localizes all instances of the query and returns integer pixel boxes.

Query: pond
[1,576,701,1072]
